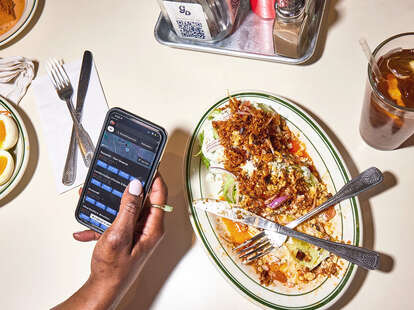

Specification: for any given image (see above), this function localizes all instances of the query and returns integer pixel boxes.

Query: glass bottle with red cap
[250,0,276,19]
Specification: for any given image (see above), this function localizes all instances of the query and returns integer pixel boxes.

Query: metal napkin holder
[154,0,326,64]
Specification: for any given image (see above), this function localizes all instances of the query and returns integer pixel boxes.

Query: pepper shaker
[273,0,314,58]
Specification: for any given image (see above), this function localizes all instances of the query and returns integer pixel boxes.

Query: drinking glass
[359,32,414,150]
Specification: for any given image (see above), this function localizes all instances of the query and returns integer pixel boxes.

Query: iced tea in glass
[359,33,414,150]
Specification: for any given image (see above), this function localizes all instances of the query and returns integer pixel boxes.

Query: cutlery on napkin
[33,58,108,194]
[62,51,93,186]
[0,56,35,104]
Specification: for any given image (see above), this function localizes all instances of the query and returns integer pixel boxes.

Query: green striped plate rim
[185,92,361,310]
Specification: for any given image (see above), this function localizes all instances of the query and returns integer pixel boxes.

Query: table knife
[62,51,93,185]
[193,199,380,270]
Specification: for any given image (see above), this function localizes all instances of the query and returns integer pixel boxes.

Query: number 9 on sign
[179,5,191,15]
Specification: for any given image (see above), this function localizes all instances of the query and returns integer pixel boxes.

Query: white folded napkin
[0,56,35,104]
[32,59,108,194]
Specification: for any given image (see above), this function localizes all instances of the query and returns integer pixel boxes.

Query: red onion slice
[206,140,221,153]
[266,195,289,209]
[210,166,236,178]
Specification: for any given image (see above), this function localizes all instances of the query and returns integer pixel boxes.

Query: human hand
[54,175,168,310]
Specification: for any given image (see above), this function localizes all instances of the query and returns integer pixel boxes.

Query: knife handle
[74,120,94,167]
[287,167,384,229]
[278,225,380,270]
[62,127,78,185]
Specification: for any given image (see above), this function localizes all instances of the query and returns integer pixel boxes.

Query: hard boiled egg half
[0,114,18,150]
[0,114,19,185]
[0,150,14,185]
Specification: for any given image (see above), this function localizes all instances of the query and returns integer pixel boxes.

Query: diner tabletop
[0,0,413,309]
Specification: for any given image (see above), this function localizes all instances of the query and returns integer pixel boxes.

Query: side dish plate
[185,91,362,310]
[0,96,29,201]
[0,0,38,47]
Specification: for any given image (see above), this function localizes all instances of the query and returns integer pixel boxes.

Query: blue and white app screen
[78,112,162,231]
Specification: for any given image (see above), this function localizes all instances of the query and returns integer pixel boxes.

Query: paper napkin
[0,56,35,104]
[32,59,108,194]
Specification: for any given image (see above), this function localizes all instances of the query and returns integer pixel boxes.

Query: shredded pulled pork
[212,98,331,220]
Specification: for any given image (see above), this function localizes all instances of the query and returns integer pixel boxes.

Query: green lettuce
[196,131,210,169]
[256,103,276,114]
[222,174,237,203]
[208,109,222,120]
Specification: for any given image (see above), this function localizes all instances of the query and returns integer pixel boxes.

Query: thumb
[111,179,144,235]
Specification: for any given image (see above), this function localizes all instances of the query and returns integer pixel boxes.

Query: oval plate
[0,96,29,200]
[0,0,38,47]
[185,91,362,310]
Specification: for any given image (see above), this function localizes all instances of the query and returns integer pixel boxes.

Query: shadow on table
[398,133,414,149]
[117,128,195,310]
[302,0,342,65]
[0,104,39,207]
[0,0,45,50]
[285,98,395,309]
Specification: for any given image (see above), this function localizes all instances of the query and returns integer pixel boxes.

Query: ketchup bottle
[250,0,276,19]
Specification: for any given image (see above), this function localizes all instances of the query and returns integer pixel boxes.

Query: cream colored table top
[0,1,413,309]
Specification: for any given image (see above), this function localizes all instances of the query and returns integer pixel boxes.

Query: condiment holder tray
[154,0,326,64]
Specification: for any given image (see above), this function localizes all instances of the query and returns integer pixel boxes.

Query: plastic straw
[359,38,383,81]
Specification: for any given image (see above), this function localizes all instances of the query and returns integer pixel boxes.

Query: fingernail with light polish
[129,179,143,196]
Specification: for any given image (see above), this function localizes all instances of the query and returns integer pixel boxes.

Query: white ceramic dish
[185,91,362,310]
[0,0,38,47]
[0,96,29,200]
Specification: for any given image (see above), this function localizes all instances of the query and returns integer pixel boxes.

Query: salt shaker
[157,0,242,43]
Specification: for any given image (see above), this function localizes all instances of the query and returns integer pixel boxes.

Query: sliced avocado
[286,238,330,270]
[222,174,237,203]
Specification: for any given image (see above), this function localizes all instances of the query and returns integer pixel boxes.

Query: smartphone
[75,107,167,233]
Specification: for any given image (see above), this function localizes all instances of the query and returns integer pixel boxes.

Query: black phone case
[74,107,168,233]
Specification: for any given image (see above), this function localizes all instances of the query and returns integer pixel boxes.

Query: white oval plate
[0,96,29,200]
[185,91,362,310]
[0,0,38,47]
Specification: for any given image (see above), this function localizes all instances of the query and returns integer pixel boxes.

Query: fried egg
[0,114,18,150]
[0,150,14,185]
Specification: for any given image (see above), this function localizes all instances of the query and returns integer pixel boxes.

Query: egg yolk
[0,120,5,147]
[222,218,253,244]
[0,155,7,174]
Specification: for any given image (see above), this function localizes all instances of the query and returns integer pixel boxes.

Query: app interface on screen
[78,112,162,231]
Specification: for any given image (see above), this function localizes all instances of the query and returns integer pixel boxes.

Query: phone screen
[76,109,166,232]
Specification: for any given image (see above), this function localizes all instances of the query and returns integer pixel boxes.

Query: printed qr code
[176,20,206,40]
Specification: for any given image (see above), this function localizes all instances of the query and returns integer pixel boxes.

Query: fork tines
[233,231,274,264]
[46,58,70,90]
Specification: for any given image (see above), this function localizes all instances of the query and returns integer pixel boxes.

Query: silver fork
[234,167,384,263]
[46,58,95,167]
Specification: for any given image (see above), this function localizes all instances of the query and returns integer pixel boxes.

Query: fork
[46,58,95,167]
[234,167,384,263]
